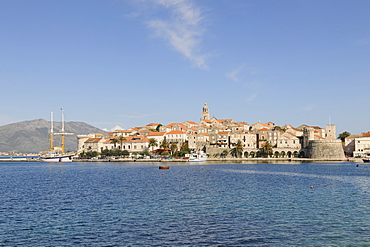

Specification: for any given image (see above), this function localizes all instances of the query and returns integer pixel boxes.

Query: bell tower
[201,102,210,121]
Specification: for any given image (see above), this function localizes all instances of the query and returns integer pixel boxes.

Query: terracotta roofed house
[165,130,187,144]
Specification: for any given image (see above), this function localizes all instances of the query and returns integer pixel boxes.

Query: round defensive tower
[306,140,345,160]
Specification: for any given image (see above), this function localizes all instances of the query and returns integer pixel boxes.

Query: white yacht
[186,151,207,162]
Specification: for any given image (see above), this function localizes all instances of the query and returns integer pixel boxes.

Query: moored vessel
[186,151,207,162]
[39,110,74,162]
[362,153,370,163]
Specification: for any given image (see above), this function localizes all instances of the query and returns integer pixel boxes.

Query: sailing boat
[40,109,74,162]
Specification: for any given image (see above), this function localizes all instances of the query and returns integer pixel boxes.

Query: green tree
[170,143,178,156]
[230,140,243,158]
[101,148,111,157]
[111,138,119,149]
[221,149,229,158]
[122,150,130,156]
[274,126,287,132]
[148,138,158,151]
[261,141,273,158]
[160,137,169,149]
[80,151,98,158]
[338,131,351,142]
[79,151,86,158]
[180,141,191,154]
[118,136,126,150]
[155,124,163,132]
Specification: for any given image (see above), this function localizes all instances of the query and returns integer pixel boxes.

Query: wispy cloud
[245,93,257,102]
[226,65,261,83]
[226,65,244,83]
[147,0,208,69]
[226,65,262,103]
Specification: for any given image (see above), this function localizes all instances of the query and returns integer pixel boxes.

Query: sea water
[0,161,369,246]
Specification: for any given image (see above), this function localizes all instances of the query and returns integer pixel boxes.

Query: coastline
[74,157,359,163]
[72,157,356,163]
[0,157,362,163]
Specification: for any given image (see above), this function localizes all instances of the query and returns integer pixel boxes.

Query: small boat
[186,151,207,162]
[159,165,170,169]
[362,152,370,163]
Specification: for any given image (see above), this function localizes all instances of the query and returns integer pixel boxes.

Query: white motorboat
[186,151,207,162]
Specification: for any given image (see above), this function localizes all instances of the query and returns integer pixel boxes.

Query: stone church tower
[201,102,210,121]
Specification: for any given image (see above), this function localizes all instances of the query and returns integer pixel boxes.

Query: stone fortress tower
[302,124,345,160]
[325,124,336,140]
[201,102,210,121]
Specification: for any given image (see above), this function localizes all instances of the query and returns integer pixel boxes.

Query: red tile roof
[147,132,166,136]
[124,136,150,142]
[167,130,186,134]
[218,131,230,135]
[85,138,103,143]
[147,123,160,126]
[186,121,198,124]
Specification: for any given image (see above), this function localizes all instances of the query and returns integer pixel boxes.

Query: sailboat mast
[49,111,54,152]
[61,108,65,154]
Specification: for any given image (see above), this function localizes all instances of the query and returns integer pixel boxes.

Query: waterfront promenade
[73,157,353,163]
[0,157,359,162]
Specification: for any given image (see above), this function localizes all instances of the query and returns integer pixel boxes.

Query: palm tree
[261,141,273,158]
[155,124,163,132]
[111,138,118,149]
[221,149,229,158]
[230,140,243,158]
[160,137,169,149]
[170,143,178,156]
[118,136,126,150]
[180,141,190,154]
[148,138,158,151]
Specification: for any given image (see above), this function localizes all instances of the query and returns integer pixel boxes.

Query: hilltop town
[76,103,349,160]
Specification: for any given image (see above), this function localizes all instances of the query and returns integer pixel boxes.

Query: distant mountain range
[0,119,107,153]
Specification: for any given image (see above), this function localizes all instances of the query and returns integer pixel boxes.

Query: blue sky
[1,0,369,135]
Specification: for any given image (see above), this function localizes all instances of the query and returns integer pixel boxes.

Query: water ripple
[0,162,369,246]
